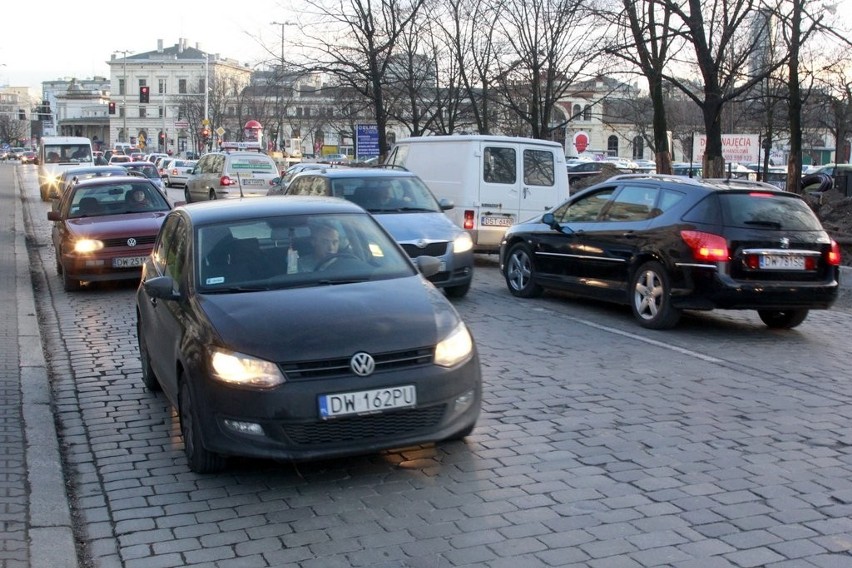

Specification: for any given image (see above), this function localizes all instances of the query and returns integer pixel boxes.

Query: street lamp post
[270,21,294,152]
[114,50,132,144]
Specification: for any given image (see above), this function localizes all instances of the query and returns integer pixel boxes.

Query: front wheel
[630,261,681,329]
[503,243,543,298]
[444,281,471,298]
[62,267,81,292]
[184,187,192,203]
[179,380,226,473]
[758,309,809,329]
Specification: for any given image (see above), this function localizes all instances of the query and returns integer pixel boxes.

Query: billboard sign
[693,134,760,164]
[355,124,380,158]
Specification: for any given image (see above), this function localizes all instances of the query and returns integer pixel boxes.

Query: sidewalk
[1,163,78,568]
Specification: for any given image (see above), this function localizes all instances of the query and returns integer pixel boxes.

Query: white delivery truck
[38,136,94,201]
[385,135,569,252]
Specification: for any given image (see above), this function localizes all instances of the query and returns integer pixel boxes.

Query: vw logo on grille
[350,352,375,376]
[779,237,790,249]
[126,237,138,247]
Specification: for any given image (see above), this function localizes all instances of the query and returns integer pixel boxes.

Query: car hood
[66,212,168,237]
[197,276,461,362]
[374,212,459,243]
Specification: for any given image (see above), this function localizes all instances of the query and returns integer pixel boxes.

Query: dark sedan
[136,197,481,472]
[48,176,172,291]
[500,174,841,329]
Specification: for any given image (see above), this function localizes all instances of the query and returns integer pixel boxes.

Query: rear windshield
[719,192,823,231]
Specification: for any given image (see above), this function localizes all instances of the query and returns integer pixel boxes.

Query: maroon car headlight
[73,239,105,253]
[209,347,286,388]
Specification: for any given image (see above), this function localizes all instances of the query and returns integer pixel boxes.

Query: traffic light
[159,132,165,144]
[108,102,116,115]
[139,86,150,104]
[201,128,210,139]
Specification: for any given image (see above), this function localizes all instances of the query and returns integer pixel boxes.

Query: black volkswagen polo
[500,174,841,329]
[136,197,481,472]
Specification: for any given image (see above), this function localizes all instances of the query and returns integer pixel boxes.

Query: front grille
[284,405,446,445]
[101,235,157,248]
[401,242,449,258]
[280,347,433,380]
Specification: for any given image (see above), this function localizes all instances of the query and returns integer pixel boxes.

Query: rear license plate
[112,256,147,268]
[481,215,514,227]
[319,385,416,419]
[241,179,265,186]
[759,255,805,270]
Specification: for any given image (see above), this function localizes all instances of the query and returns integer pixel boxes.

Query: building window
[159,105,165,119]
[607,135,619,156]
[198,79,204,93]
[139,79,147,88]
[158,79,167,95]
[140,106,147,118]
[632,136,644,160]
[119,79,125,96]
[178,79,187,94]
[583,105,592,121]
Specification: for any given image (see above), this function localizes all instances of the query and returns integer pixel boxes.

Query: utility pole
[271,21,294,152]
[113,50,133,144]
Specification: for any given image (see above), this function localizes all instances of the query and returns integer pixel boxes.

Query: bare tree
[298,0,427,159]
[0,114,28,146]
[492,0,608,140]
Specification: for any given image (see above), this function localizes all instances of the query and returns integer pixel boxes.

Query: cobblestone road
[16,165,852,567]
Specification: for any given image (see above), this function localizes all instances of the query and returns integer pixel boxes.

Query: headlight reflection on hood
[210,348,286,388]
[434,322,474,367]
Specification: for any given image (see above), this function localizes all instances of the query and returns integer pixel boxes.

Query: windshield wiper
[316,278,368,286]
[205,285,273,294]
[744,220,783,229]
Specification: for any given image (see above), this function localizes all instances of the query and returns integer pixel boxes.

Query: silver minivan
[184,151,280,202]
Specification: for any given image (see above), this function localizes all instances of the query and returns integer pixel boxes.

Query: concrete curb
[16,169,80,567]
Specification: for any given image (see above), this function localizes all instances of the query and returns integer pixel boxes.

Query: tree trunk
[649,75,672,174]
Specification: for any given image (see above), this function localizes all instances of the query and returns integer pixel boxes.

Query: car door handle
[622,231,636,238]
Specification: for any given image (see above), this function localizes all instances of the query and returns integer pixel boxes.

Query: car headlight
[434,322,474,368]
[73,239,104,253]
[453,232,474,254]
[210,348,286,388]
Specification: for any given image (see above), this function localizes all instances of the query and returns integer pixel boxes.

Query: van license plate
[759,255,804,270]
[319,385,416,419]
[481,216,514,227]
[113,256,147,268]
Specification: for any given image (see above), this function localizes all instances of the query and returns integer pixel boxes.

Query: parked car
[184,151,280,202]
[135,197,481,472]
[47,176,173,291]
[500,174,841,329]
[164,159,196,188]
[281,168,475,297]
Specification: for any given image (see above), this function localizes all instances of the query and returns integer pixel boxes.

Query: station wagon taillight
[464,210,475,230]
[827,239,842,266]
[219,175,233,186]
[681,230,729,262]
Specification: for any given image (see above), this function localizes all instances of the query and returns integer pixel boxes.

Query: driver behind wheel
[296,222,341,272]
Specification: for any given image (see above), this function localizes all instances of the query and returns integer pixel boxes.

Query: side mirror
[438,197,454,211]
[47,211,61,221]
[142,276,179,301]
[413,256,441,278]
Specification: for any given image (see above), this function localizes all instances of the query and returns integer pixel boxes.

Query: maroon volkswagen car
[47,176,173,291]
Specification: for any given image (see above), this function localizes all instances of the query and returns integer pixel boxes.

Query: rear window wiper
[743,220,783,229]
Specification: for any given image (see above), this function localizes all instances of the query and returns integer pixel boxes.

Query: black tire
[445,281,471,298]
[184,187,192,203]
[39,185,49,202]
[137,322,161,391]
[208,189,217,201]
[503,243,543,298]
[445,422,476,441]
[62,268,81,292]
[630,261,681,329]
[179,379,226,473]
[54,251,62,275]
[758,309,809,329]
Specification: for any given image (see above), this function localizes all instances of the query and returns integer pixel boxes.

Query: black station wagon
[500,174,841,329]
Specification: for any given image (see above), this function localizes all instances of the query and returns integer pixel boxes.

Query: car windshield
[719,192,823,231]
[196,213,415,293]
[330,176,441,213]
[68,181,170,218]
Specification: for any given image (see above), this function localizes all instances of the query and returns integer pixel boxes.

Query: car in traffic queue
[119,161,167,194]
[500,174,841,330]
[49,165,129,205]
[135,197,482,472]
[279,168,475,298]
[47,176,174,291]
[163,159,196,188]
[20,150,38,164]
[184,143,280,202]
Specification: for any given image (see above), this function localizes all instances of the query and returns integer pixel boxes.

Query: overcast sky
[1,0,291,92]
[2,1,850,94]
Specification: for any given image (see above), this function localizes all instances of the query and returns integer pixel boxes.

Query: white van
[38,136,94,201]
[385,135,569,252]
